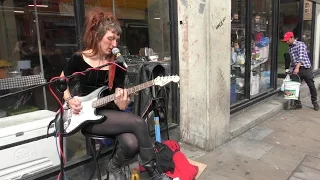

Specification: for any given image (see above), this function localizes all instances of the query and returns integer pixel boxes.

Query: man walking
[282,31,319,111]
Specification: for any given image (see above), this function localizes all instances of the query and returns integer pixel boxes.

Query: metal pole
[33,0,48,110]
[112,0,116,15]
[0,0,11,62]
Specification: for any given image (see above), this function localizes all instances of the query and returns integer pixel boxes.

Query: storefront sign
[303,0,313,20]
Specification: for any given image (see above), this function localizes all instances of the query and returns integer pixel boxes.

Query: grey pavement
[191,95,320,180]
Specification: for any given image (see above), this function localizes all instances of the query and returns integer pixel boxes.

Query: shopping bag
[280,74,291,92]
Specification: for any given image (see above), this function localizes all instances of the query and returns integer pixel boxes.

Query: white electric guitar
[58,75,180,136]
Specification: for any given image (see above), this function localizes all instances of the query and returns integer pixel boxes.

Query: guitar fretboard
[92,80,154,108]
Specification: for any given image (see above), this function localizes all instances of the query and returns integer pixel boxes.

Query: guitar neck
[92,80,155,108]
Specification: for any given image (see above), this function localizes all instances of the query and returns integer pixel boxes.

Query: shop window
[0,0,173,177]
[230,0,247,104]
[0,0,80,177]
[80,0,173,154]
[51,0,174,161]
[250,0,273,96]
[302,1,313,53]
[278,1,300,77]
[231,0,275,102]
[0,1,76,119]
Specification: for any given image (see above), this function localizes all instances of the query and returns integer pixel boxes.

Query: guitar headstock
[154,75,180,86]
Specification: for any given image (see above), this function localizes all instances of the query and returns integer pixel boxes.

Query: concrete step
[229,75,320,140]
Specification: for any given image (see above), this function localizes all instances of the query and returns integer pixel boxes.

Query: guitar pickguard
[60,87,106,136]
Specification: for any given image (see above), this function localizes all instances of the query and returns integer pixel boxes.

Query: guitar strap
[108,62,116,90]
[108,55,122,90]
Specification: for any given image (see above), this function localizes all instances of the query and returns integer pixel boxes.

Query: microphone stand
[0,64,110,180]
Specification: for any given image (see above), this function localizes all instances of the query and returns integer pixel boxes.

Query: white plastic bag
[280,74,291,92]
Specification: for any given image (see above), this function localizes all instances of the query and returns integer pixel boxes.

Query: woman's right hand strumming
[68,98,82,114]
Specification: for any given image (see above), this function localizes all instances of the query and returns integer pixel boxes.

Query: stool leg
[87,139,96,180]
[91,139,102,180]
[106,140,118,180]
[111,140,118,158]
[164,109,170,140]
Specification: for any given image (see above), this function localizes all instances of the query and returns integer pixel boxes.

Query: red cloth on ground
[163,140,198,180]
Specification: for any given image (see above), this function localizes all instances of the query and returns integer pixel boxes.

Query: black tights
[84,109,152,158]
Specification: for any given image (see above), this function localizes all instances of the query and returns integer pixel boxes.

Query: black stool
[81,129,118,180]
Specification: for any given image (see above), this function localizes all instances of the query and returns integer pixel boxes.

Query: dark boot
[107,148,128,180]
[138,147,171,180]
[291,100,302,110]
[312,101,319,111]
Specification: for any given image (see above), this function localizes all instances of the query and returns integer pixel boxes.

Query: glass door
[277,0,301,80]
[249,0,274,96]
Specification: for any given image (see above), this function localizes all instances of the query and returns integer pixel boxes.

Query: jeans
[291,67,318,104]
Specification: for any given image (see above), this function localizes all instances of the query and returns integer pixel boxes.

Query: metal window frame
[73,0,85,50]
[271,0,281,89]
[309,0,317,66]
[231,0,281,113]
[244,0,251,100]
[169,0,180,125]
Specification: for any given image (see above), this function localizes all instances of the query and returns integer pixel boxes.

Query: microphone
[112,48,128,68]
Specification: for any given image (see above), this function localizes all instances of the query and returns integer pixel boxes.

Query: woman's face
[100,29,120,55]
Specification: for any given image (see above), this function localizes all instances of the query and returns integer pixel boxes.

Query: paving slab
[241,126,274,140]
[289,177,303,180]
[262,131,320,157]
[222,136,274,160]
[179,142,208,160]
[291,165,320,180]
[260,112,314,136]
[300,124,320,143]
[197,171,234,180]
[302,156,320,171]
[259,146,305,172]
[196,145,289,180]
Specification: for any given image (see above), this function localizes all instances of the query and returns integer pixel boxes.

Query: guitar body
[53,75,180,137]
[59,86,107,136]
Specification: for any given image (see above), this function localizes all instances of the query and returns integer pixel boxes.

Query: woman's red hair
[81,8,122,90]
[82,8,122,57]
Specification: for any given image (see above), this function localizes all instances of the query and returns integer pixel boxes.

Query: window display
[231,0,275,104]
[0,0,173,178]
[230,0,247,104]
[250,0,273,96]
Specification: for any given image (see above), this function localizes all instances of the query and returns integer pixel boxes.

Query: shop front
[0,0,179,179]
[230,0,320,113]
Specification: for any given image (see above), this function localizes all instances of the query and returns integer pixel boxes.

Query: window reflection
[80,0,172,154]
[0,0,79,178]
[278,1,300,76]
[0,0,172,178]
[250,0,273,96]
[230,0,247,104]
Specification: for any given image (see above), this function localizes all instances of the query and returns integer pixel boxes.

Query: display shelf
[251,57,268,69]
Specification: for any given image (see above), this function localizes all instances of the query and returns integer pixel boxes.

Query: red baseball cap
[282,32,294,41]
